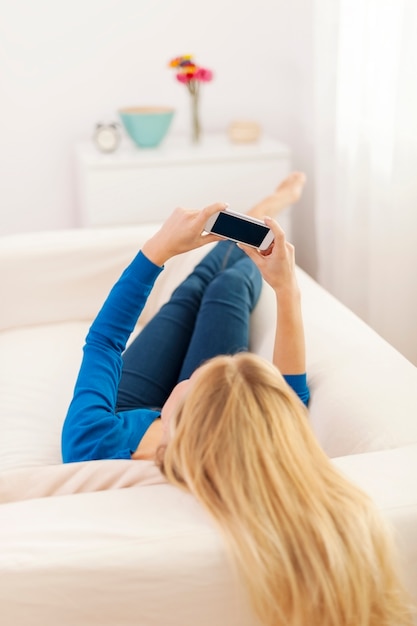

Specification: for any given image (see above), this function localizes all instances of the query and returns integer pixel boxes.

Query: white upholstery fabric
[1,224,417,625]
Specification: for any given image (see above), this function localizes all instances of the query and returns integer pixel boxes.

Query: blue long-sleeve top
[62,250,310,463]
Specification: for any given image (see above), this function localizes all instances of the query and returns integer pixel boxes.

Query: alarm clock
[93,123,121,153]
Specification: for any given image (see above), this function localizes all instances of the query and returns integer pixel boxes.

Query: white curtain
[313,0,417,365]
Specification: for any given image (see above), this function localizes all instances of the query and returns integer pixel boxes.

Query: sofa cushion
[0,322,89,471]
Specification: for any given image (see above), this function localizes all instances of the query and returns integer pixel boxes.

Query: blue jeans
[116,241,262,411]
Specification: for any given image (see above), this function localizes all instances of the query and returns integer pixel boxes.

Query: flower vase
[190,90,201,144]
[169,55,213,144]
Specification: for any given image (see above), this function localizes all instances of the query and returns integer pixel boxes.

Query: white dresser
[75,133,293,235]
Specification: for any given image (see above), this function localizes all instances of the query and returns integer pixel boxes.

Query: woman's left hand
[142,203,227,266]
[239,217,299,295]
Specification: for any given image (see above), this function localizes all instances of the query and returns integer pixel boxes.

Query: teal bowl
[119,106,175,148]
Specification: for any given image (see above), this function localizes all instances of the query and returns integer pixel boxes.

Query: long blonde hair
[157,352,413,626]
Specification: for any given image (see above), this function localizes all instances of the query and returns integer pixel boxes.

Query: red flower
[176,72,194,84]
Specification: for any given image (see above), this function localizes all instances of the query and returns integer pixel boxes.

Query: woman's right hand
[142,203,227,266]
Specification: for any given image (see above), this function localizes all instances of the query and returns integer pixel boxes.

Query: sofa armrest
[298,266,417,456]
[0,225,160,330]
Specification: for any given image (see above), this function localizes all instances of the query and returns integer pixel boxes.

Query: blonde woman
[62,172,308,462]
[62,173,412,625]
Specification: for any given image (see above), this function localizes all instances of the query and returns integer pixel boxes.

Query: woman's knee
[206,264,262,308]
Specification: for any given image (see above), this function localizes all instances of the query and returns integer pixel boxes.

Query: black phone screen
[211,213,269,247]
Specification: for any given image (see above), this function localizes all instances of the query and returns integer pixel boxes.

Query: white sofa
[1,224,416,626]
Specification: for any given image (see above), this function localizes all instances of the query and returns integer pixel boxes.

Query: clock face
[94,124,120,153]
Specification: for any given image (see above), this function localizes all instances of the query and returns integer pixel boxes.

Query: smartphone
[204,209,274,250]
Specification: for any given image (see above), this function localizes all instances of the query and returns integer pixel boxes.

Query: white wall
[2,1,417,366]
[0,0,317,274]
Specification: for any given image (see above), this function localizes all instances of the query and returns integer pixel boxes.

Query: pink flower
[194,68,213,82]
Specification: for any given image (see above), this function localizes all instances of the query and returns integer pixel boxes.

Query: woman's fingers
[201,202,229,222]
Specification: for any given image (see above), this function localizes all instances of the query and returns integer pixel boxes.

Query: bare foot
[247,171,306,219]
